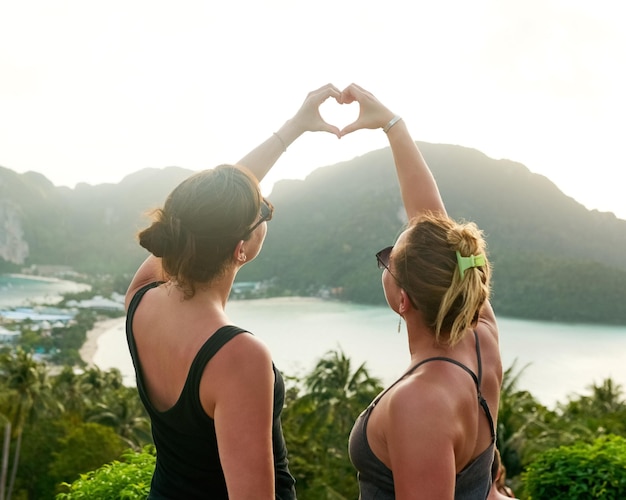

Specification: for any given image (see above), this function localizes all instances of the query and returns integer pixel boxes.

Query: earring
[397,315,402,333]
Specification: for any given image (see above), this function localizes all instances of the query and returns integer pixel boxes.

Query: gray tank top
[348,331,495,499]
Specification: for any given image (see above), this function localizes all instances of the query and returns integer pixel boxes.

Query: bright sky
[1,1,624,219]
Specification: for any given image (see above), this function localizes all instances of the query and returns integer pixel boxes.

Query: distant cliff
[1,142,625,325]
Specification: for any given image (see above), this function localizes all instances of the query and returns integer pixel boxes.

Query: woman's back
[127,282,296,499]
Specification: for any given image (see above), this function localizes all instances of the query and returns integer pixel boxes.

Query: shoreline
[79,316,126,366]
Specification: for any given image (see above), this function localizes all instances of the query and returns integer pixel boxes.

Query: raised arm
[340,84,445,219]
[237,83,342,181]
[126,84,342,308]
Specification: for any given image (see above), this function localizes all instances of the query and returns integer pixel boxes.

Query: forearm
[386,119,446,219]
[237,84,342,181]
[237,119,305,182]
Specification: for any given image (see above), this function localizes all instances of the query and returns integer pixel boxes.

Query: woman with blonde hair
[344,84,502,499]
[489,449,517,499]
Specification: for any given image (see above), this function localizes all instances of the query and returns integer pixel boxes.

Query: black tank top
[126,282,296,499]
[348,331,495,499]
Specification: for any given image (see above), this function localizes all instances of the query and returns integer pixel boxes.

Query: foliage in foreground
[55,446,155,500]
[3,344,626,499]
[523,435,626,500]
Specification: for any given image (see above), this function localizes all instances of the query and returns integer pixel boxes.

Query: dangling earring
[397,315,402,333]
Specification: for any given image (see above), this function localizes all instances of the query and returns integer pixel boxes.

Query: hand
[338,84,396,136]
[290,83,343,138]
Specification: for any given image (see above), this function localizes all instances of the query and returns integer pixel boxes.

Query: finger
[310,83,341,103]
[315,111,341,136]
[340,88,356,105]
[323,125,341,138]
[340,121,361,137]
[340,83,363,104]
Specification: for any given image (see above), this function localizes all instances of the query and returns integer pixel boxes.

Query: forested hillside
[1,142,625,324]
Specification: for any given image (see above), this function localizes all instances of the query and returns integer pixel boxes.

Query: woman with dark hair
[343,84,503,499]
[124,84,341,499]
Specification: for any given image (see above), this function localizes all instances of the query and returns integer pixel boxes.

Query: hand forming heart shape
[319,99,360,131]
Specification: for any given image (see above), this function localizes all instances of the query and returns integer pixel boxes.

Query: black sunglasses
[376,245,418,309]
[243,198,274,238]
[376,246,394,273]
[376,245,403,284]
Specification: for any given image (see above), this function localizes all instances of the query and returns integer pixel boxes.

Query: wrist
[383,115,402,133]
[276,118,305,146]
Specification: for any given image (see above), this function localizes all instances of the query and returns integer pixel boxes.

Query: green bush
[56,446,155,500]
[523,435,626,499]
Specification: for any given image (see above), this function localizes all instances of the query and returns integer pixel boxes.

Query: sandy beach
[79,316,126,366]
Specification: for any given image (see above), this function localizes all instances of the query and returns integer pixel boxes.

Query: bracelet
[273,132,287,152]
[383,115,402,133]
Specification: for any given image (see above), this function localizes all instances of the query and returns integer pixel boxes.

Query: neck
[404,310,449,363]
[170,266,238,310]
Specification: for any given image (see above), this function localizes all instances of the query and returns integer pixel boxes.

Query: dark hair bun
[138,210,184,258]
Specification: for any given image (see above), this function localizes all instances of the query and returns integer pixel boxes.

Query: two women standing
[125,83,501,499]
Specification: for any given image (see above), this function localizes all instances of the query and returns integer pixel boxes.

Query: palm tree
[51,366,86,422]
[556,377,626,438]
[496,359,556,478]
[283,348,383,499]
[0,415,10,500]
[0,347,52,500]
[587,378,624,414]
[296,349,381,439]
[86,387,151,450]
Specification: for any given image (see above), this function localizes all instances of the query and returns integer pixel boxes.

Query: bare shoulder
[387,373,458,436]
[383,375,458,496]
[204,331,274,389]
[200,331,274,417]
[216,332,273,369]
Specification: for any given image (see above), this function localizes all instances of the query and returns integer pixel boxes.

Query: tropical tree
[282,349,383,499]
[86,386,151,450]
[48,422,126,490]
[0,347,54,500]
[50,366,88,423]
[555,377,626,444]
[0,415,10,500]
[496,360,548,477]
[10,415,64,499]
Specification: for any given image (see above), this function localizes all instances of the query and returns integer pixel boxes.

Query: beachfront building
[66,294,124,312]
[0,307,74,324]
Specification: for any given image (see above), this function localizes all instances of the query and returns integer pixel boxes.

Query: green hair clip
[456,251,486,279]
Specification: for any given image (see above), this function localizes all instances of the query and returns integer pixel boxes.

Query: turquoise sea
[0,273,90,308]
[93,297,626,409]
[3,275,625,408]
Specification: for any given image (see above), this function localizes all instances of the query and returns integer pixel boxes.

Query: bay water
[93,296,626,409]
[3,274,624,409]
[0,273,89,308]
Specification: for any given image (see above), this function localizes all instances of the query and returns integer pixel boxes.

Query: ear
[233,240,247,263]
[398,289,413,314]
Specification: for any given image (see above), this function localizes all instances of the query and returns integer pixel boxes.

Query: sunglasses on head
[243,198,274,238]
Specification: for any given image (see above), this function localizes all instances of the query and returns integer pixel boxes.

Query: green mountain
[1,142,625,325]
